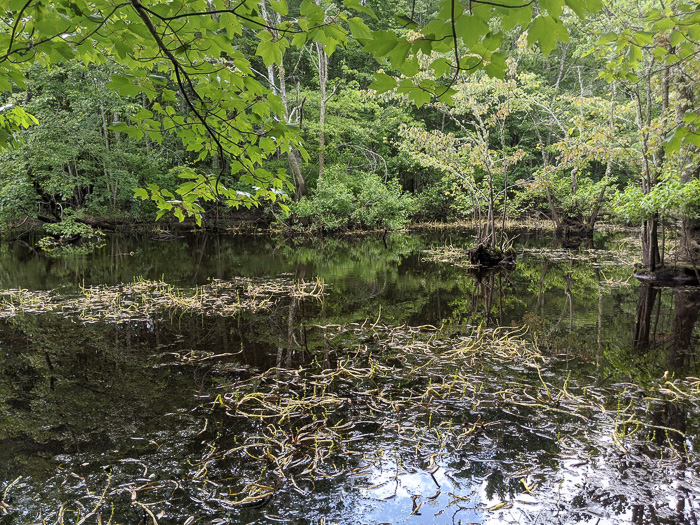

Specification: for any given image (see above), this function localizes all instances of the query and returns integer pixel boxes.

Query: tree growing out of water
[398,64,533,253]
[519,84,635,242]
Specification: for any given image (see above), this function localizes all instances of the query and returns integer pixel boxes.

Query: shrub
[288,167,414,232]
[38,213,105,254]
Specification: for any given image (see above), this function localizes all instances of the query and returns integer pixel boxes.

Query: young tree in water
[521,82,635,243]
[398,63,532,251]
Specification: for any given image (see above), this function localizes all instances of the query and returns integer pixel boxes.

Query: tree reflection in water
[629,284,700,524]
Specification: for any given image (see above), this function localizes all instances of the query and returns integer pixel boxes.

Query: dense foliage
[288,167,414,231]
[0,0,698,268]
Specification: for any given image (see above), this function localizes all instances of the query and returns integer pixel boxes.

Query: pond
[0,229,698,524]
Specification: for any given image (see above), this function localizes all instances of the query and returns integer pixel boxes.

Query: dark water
[0,230,698,524]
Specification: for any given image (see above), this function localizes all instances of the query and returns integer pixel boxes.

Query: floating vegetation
[2,231,698,524]
[1,319,698,523]
[421,246,477,269]
[411,218,558,232]
[166,322,697,523]
[0,277,326,323]
[422,244,639,271]
[520,247,639,268]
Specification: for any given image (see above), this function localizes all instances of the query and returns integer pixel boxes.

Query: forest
[1,0,700,524]
[0,0,697,275]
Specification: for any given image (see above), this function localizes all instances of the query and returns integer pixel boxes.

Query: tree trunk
[677,72,700,269]
[314,0,329,181]
[259,0,307,199]
[634,85,661,272]
[316,41,328,181]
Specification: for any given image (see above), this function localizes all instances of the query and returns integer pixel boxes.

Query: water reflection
[1,231,700,523]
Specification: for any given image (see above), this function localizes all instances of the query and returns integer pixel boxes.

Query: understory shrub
[38,213,105,254]
[288,167,415,232]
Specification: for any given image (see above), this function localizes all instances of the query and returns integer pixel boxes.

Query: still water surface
[0,230,698,524]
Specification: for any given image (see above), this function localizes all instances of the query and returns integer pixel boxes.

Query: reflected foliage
[1,231,699,523]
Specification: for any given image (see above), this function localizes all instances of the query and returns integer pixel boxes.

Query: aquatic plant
[0,277,326,324]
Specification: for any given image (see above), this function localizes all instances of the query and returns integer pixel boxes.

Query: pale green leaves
[362,0,602,109]
[134,167,292,225]
[595,6,700,154]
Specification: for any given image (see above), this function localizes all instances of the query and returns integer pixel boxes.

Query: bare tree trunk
[100,104,118,208]
[259,0,307,199]
[554,44,568,92]
[141,92,150,154]
[289,148,307,199]
[316,40,328,181]
[634,86,661,271]
[545,187,561,229]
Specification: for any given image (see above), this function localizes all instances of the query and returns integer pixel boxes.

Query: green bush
[413,179,473,222]
[288,167,414,232]
[38,213,105,254]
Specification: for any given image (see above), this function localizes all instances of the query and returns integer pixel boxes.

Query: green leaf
[501,4,533,31]
[347,17,372,40]
[455,14,489,46]
[664,130,684,154]
[394,14,419,30]
[430,58,452,77]
[540,0,565,18]
[269,0,288,16]
[423,19,456,42]
[633,31,655,45]
[399,56,419,76]
[653,17,675,31]
[364,31,399,57]
[300,0,323,17]
[485,52,507,78]
[596,32,617,45]
[563,0,586,17]
[343,0,378,19]
[683,112,699,125]
[256,31,287,66]
[386,40,411,68]
[134,188,149,200]
[369,73,397,93]
[686,132,700,148]
[437,0,463,19]
[483,32,503,51]
[670,30,685,46]
[8,0,30,9]
[437,87,456,104]
[528,16,569,55]
[408,87,432,108]
[108,75,141,97]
